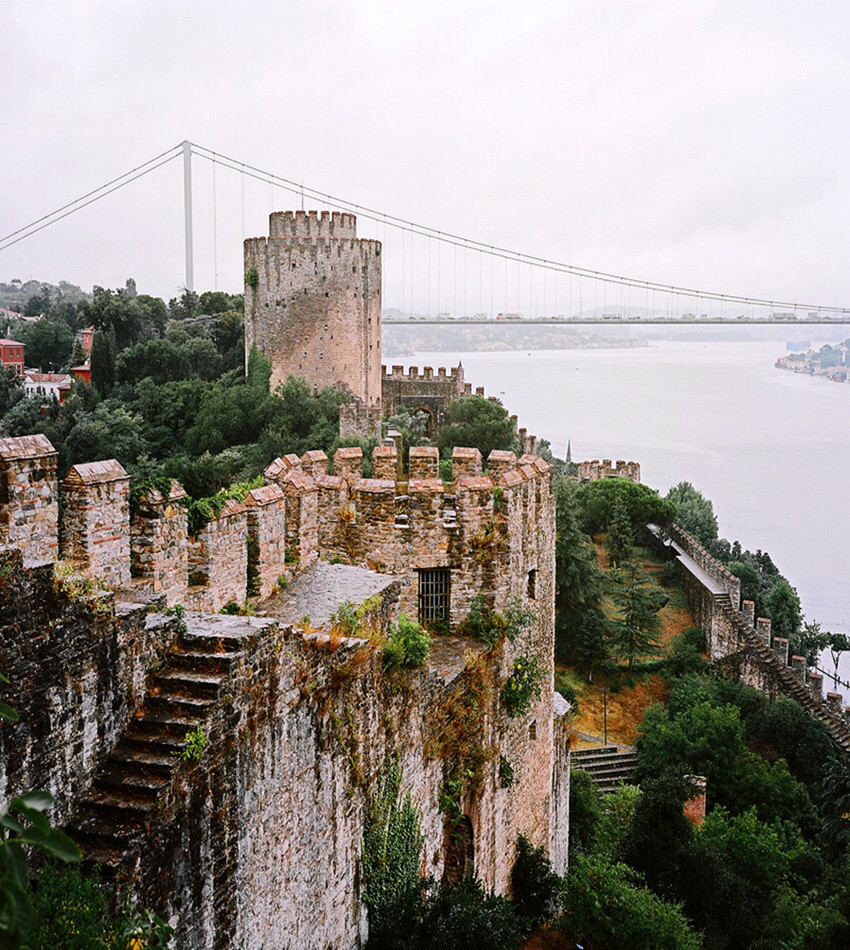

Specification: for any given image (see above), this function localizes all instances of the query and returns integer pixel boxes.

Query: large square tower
[244,211,382,405]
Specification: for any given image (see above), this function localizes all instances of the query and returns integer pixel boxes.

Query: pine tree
[608,560,667,671]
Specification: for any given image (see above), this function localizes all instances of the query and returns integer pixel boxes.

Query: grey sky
[2,0,849,312]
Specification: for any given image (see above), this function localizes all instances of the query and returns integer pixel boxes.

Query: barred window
[418,568,451,627]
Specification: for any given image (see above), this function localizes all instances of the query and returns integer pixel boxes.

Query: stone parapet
[0,433,59,562]
[130,480,189,606]
[577,458,641,483]
[372,443,399,480]
[409,446,440,480]
[452,446,482,479]
[186,500,249,612]
[245,483,287,598]
[333,446,364,482]
[61,459,131,588]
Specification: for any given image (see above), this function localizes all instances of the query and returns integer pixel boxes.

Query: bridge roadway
[382,316,850,325]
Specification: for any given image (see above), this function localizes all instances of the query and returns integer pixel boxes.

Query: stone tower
[244,211,382,405]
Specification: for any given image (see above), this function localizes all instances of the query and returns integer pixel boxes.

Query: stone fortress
[0,210,568,950]
[3,209,846,949]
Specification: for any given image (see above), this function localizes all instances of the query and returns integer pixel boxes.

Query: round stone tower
[244,210,382,405]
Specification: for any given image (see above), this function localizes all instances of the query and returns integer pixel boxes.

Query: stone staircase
[66,620,247,881]
[571,746,638,794]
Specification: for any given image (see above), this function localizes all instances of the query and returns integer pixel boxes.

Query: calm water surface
[407,342,850,679]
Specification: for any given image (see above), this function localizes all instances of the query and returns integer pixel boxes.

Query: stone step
[95,768,171,800]
[108,745,178,779]
[146,693,216,718]
[78,788,157,824]
[153,668,225,699]
[167,649,242,675]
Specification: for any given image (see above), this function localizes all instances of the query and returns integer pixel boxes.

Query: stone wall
[0,433,58,562]
[381,363,465,434]
[61,459,131,588]
[244,211,382,404]
[654,523,850,757]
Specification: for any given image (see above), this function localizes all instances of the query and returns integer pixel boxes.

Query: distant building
[70,363,91,385]
[80,326,94,356]
[24,372,72,403]
[0,338,25,375]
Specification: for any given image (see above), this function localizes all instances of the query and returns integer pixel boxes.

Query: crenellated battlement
[0,435,553,631]
[269,209,358,240]
[577,458,641,483]
[383,364,464,382]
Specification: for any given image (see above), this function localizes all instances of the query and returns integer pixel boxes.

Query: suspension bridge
[3,140,849,325]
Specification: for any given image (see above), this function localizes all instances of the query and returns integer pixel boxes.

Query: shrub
[382,615,431,672]
[510,834,560,927]
[502,654,543,717]
[416,877,525,950]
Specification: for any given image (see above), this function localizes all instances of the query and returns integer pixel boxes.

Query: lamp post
[601,687,609,746]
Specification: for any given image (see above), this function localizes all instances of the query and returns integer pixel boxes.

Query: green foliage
[457,595,535,646]
[244,266,259,290]
[498,756,516,789]
[576,477,675,539]
[383,615,431,671]
[502,654,543,718]
[608,560,666,671]
[606,495,633,567]
[0,791,83,948]
[510,834,560,926]
[17,319,74,372]
[595,782,641,860]
[764,577,803,638]
[179,724,207,761]
[414,877,525,950]
[52,562,111,615]
[362,759,423,945]
[164,603,187,635]
[25,861,174,949]
[665,481,719,546]
[186,475,263,536]
[246,344,272,392]
[663,627,708,677]
[567,768,604,858]
[619,772,695,898]
[435,395,517,460]
[556,853,702,950]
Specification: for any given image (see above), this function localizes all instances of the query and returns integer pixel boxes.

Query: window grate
[418,568,451,626]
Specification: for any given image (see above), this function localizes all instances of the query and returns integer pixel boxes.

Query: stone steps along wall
[0,548,181,828]
[667,525,850,753]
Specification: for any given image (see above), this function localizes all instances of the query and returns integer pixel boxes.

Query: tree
[89,329,116,394]
[608,560,666,671]
[435,395,517,460]
[606,495,632,567]
[553,478,609,675]
[827,633,850,689]
[665,481,718,546]
[764,577,803,638]
[576,478,675,540]
[18,319,74,372]
[556,853,702,950]
[791,620,832,667]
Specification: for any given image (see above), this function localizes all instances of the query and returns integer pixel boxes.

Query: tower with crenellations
[244,211,382,405]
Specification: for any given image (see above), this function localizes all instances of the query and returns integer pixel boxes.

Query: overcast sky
[2,0,849,314]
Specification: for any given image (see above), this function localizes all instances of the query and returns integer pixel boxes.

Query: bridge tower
[244,211,382,406]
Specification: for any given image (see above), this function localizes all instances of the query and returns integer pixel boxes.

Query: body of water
[406,341,850,686]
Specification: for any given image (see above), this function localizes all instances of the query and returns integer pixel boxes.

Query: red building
[0,339,25,376]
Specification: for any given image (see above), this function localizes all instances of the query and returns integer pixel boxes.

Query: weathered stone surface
[245,211,382,405]
[0,433,58,562]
